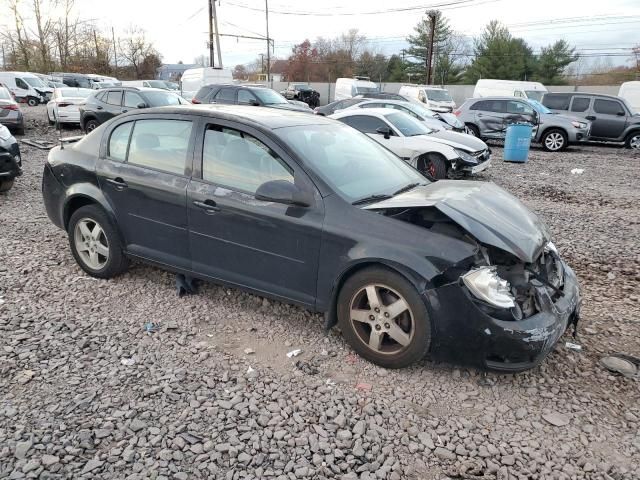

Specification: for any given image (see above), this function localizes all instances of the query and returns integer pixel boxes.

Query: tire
[420,153,448,180]
[67,205,129,279]
[0,179,15,193]
[47,109,55,126]
[27,97,38,107]
[337,267,432,369]
[625,131,640,150]
[84,119,100,133]
[466,124,480,138]
[14,127,25,136]
[541,129,568,152]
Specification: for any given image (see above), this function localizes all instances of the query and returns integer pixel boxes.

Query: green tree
[465,21,536,83]
[535,40,578,84]
[385,54,406,82]
[357,51,388,82]
[406,10,454,83]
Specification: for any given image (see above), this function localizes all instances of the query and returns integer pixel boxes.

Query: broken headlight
[462,266,515,309]
[453,148,478,165]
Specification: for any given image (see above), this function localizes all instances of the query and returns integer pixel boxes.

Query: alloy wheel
[630,135,640,150]
[544,132,565,151]
[349,284,415,355]
[86,121,98,132]
[74,218,110,270]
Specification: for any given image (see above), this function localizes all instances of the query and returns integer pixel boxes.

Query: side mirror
[616,111,626,116]
[255,180,311,207]
[137,102,148,109]
[249,99,260,106]
[376,126,392,139]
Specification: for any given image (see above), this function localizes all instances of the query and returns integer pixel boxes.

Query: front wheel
[465,124,480,138]
[337,267,431,369]
[84,119,100,133]
[68,205,129,278]
[625,132,640,150]
[0,179,15,193]
[541,129,568,152]
[419,153,448,180]
[27,97,39,107]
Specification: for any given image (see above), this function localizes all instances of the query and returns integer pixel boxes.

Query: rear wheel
[337,267,431,369]
[68,205,129,278]
[47,109,55,125]
[0,179,15,193]
[541,129,567,152]
[466,124,480,138]
[625,131,640,150]
[84,119,99,133]
[27,97,39,107]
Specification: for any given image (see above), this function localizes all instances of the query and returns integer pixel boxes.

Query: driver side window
[342,115,389,134]
[506,101,533,115]
[238,90,258,105]
[16,78,29,90]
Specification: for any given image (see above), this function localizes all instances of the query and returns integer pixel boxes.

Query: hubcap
[545,132,564,151]
[74,218,109,270]
[349,284,415,355]
[630,135,640,150]
[87,122,96,132]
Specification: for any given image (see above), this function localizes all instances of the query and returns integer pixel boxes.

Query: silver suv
[456,97,590,152]
[542,92,640,149]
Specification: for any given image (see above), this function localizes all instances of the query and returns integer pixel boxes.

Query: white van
[618,81,640,114]
[473,80,548,101]
[334,77,379,101]
[121,80,172,90]
[180,67,234,101]
[398,85,456,112]
[0,71,54,106]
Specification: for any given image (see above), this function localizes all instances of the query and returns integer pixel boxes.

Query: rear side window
[106,90,122,106]
[472,100,504,113]
[108,122,133,161]
[542,94,570,110]
[95,91,106,102]
[593,99,624,115]
[506,100,533,115]
[202,125,293,193]
[127,120,193,175]
[341,115,387,134]
[214,88,236,103]
[570,97,590,113]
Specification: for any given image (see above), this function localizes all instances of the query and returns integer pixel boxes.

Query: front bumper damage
[0,139,22,180]
[426,260,581,372]
[452,149,491,176]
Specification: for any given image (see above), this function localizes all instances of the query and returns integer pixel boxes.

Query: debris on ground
[21,138,58,150]
[120,357,136,366]
[143,322,160,333]
[600,355,638,377]
[570,168,584,174]
[286,348,302,358]
[295,359,319,375]
[355,382,372,392]
[243,347,255,355]
[542,411,571,427]
[565,341,582,351]
[176,274,199,296]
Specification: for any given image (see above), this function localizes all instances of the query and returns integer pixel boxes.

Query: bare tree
[119,28,160,78]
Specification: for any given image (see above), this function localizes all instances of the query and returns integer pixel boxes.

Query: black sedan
[0,124,21,192]
[79,87,187,133]
[42,105,581,371]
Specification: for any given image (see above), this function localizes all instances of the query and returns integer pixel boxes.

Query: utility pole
[208,0,215,67]
[260,53,265,74]
[111,27,118,72]
[212,0,222,68]
[265,0,271,85]
[426,11,436,85]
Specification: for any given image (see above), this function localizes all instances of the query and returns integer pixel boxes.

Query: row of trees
[274,10,637,85]
[1,0,162,79]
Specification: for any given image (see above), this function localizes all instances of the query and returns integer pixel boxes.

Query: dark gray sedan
[0,86,25,135]
[42,105,580,371]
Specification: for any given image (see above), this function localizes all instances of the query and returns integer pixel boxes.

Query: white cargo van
[618,81,640,114]
[398,85,456,112]
[334,77,379,101]
[180,68,233,101]
[0,71,53,106]
[473,80,547,101]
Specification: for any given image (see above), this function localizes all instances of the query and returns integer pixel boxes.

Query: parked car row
[0,84,25,135]
[41,104,581,372]
[0,124,21,193]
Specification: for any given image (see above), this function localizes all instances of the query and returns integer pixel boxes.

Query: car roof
[140,104,335,129]
[545,92,622,101]
[356,99,413,107]
[468,96,530,101]
[332,108,395,119]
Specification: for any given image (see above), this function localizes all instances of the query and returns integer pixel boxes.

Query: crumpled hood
[364,180,550,262]
[436,112,463,129]
[269,103,310,112]
[430,130,488,152]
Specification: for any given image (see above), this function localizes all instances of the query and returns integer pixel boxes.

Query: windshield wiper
[352,194,393,206]
[393,182,424,195]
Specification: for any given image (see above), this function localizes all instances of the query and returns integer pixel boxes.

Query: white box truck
[473,80,548,101]
[619,81,640,114]
[180,68,233,101]
[398,85,456,112]
[334,77,379,101]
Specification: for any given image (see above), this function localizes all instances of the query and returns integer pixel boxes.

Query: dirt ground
[0,105,638,480]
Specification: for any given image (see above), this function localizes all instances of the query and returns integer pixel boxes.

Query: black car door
[187,119,324,307]
[100,89,123,123]
[96,115,196,269]
[589,98,628,140]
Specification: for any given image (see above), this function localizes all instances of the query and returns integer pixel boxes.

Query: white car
[330,109,490,180]
[46,88,93,125]
[398,85,456,113]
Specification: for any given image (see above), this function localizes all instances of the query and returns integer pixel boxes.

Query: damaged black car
[41,105,580,371]
[0,124,21,192]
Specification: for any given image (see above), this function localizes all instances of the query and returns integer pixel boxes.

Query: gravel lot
[1,105,639,480]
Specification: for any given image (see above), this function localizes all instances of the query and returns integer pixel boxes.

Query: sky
[75,0,640,69]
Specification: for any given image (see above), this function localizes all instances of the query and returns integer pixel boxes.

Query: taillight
[1,104,19,111]
[191,98,201,104]
[453,109,461,116]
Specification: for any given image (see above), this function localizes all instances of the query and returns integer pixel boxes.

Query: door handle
[122,109,128,113]
[105,177,128,190]
[193,199,220,214]
[96,106,103,110]
[586,116,596,121]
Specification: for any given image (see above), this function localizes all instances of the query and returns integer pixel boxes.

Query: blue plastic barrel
[504,123,533,162]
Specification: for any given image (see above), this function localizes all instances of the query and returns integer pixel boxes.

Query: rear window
[215,88,236,102]
[542,94,570,110]
[570,97,590,113]
[593,99,624,115]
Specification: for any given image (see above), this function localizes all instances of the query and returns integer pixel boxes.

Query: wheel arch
[63,186,117,231]
[540,126,568,139]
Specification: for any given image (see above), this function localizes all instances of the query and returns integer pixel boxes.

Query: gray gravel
[1,105,639,479]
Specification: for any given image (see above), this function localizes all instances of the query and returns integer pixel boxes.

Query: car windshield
[164,81,179,90]
[0,87,11,100]
[24,77,47,88]
[525,90,545,101]
[60,88,93,98]
[144,91,187,106]
[253,88,288,105]
[294,84,311,91]
[403,102,437,118]
[278,123,426,203]
[527,99,551,114]
[386,112,431,137]
[355,86,379,95]
[426,89,452,102]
